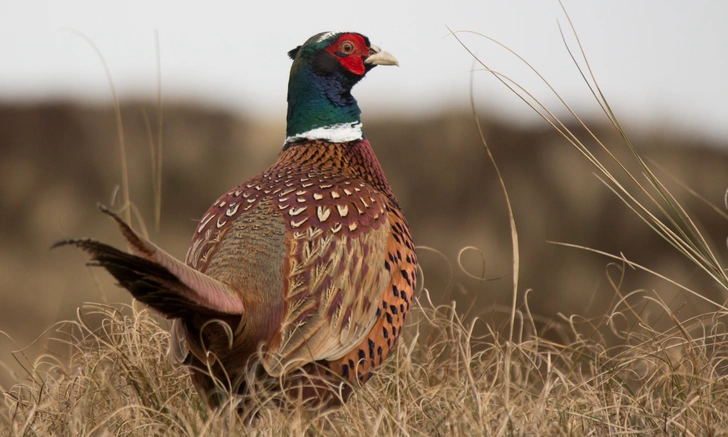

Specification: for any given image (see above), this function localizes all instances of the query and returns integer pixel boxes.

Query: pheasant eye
[340,41,355,55]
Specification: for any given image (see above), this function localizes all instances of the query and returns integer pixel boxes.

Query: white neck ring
[285,122,363,144]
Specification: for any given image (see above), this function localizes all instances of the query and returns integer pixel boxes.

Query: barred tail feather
[53,206,244,317]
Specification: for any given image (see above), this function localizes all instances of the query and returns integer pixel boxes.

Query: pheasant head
[285,31,398,143]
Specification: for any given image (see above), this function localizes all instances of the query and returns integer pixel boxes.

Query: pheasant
[56,31,417,411]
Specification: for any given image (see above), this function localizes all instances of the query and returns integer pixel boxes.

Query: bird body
[58,31,416,411]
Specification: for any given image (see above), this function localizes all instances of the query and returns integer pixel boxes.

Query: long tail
[54,206,244,318]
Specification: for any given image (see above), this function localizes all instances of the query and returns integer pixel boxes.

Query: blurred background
[1,0,727,387]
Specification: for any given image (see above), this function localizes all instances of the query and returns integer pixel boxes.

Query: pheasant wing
[263,177,393,374]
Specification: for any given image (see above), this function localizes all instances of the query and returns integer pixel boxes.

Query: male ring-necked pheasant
[57,31,417,411]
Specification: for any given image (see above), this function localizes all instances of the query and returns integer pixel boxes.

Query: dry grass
[3,7,728,436]
[2,283,728,435]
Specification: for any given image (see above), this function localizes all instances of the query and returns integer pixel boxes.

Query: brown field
[1,102,727,434]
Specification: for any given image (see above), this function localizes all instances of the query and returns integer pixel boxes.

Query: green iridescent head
[285,32,398,144]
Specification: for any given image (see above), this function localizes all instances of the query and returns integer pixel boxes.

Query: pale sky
[2,0,727,141]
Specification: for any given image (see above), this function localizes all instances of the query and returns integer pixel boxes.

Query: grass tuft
[2,287,728,435]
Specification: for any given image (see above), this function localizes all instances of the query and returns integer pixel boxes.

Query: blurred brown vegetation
[1,102,726,388]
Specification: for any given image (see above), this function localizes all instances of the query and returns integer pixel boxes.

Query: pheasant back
[179,140,416,405]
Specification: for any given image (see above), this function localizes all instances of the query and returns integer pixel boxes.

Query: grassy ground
[2,283,727,435]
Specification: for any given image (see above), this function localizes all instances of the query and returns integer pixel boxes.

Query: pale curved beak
[365,44,399,67]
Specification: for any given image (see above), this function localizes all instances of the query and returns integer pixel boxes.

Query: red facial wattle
[325,33,370,76]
